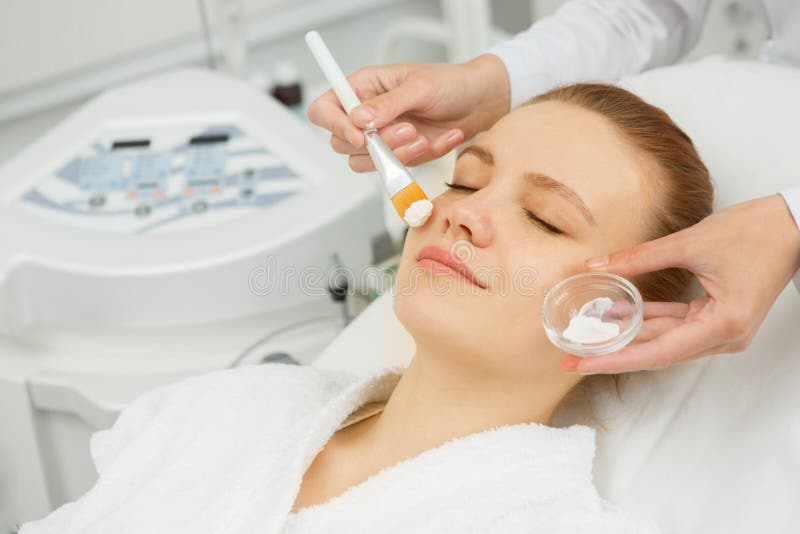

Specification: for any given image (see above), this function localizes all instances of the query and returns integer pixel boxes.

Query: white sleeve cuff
[485,41,553,110]
[483,0,698,110]
[777,187,800,291]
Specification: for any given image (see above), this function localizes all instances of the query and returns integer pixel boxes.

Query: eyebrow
[459,145,494,165]
[457,144,596,226]
[524,172,596,225]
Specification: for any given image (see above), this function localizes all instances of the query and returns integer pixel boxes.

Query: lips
[416,245,485,289]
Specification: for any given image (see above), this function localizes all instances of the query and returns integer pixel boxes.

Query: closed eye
[446,182,563,235]
[444,182,476,192]
[524,209,563,235]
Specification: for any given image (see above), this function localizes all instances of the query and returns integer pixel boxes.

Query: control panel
[21,122,305,234]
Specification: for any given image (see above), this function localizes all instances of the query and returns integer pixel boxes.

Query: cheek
[503,237,586,297]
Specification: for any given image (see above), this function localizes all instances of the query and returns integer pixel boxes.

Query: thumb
[585,230,691,278]
[351,80,430,129]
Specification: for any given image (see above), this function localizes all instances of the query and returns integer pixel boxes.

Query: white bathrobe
[20,363,659,533]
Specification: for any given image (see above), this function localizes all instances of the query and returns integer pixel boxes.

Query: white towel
[20,363,659,533]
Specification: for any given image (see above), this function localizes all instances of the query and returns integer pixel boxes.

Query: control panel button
[134,204,152,217]
[88,194,106,208]
[191,200,208,214]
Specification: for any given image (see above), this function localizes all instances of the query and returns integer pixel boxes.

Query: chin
[392,278,488,352]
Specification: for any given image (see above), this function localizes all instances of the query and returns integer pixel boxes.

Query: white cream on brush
[404,199,433,226]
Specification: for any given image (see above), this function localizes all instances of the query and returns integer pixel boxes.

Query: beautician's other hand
[561,194,800,375]
[306,54,509,172]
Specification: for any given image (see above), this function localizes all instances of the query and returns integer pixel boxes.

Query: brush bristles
[391,181,429,223]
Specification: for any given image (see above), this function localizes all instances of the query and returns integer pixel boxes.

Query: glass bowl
[541,272,643,357]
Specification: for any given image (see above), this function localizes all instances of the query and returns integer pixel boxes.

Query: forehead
[471,101,651,230]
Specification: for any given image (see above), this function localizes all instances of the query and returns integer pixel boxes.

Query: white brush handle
[304,31,361,115]
[305,30,419,206]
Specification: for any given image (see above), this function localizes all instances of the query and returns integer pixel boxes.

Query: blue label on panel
[78,154,123,190]
[131,152,170,181]
[186,147,226,179]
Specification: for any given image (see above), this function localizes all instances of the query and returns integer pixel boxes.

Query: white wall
[0,0,771,165]
[0,0,445,163]
[0,0,448,124]
[1,0,203,95]
[0,0,433,97]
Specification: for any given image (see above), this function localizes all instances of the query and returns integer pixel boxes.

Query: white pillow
[314,58,800,534]
[597,57,800,534]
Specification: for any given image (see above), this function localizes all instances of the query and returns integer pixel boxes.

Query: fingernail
[353,105,376,124]
[585,255,608,269]
[396,125,414,141]
[446,130,461,144]
[560,356,579,372]
[408,137,426,153]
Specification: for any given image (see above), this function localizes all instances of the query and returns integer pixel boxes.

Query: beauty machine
[0,69,388,531]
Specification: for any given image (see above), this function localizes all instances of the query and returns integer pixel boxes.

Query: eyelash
[444,182,564,235]
[524,209,563,235]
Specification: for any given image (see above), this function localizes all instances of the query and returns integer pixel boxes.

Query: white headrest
[313,58,800,533]
[314,293,413,372]
[601,57,800,533]
[621,57,800,205]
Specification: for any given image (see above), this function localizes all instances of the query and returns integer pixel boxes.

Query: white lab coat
[486,0,800,285]
[19,364,659,533]
[488,0,798,108]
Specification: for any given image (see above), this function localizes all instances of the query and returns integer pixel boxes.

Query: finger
[429,129,465,158]
[600,299,685,321]
[345,65,407,101]
[606,299,634,319]
[391,136,431,165]
[331,135,368,155]
[350,79,433,129]
[348,133,431,172]
[561,354,581,373]
[307,90,355,136]
[348,154,376,173]
[376,122,418,148]
[307,89,366,148]
[331,122,417,155]
[633,316,683,343]
[559,318,682,371]
[574,320,718,374]
[332,113,364,149]
[642,301,690,320]
[584,228,693,278]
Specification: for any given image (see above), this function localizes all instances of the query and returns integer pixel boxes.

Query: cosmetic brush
[305,30,433,227]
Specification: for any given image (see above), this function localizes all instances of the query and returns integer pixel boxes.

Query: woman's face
[394,100,653,378]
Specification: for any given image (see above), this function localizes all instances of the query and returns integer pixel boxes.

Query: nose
[439,190,496,248]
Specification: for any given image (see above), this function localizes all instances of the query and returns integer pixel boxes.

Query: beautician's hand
[306,54,509,172]
[561,194,800,374]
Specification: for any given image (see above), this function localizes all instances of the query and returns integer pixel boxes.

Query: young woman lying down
[21,83,713,534]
